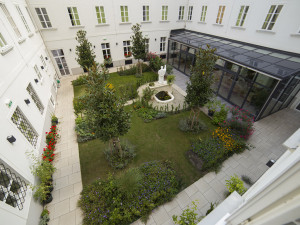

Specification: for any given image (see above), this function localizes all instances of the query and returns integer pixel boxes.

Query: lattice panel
[11,107,38,146]
[0,163,27,210]
[26,83,44,114]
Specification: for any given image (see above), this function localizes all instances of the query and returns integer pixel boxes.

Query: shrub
[117,64,151,76]
[39,209,50,225]
[155,112,167,119]
[73,96,85,116]
[179,117,207,133]
[142,87,155,104]
[147,52,163,72]
[119,83,138,100]
[225,174,247,195]
[166,64,173,75]
[71,75,87,86]
[167,75,176,85]
[103,140,136,169]
[172,201,203,225]
[116,168,143,197]
[136,107,158,122]
[75,116,95,142]
[222,106,255,140]
[191,138,226,171]
[212,104,228,125]
[149,82,155,87]
[78,161,181,225]
[206,202,217,215]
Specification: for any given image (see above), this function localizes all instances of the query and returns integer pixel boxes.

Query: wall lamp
[24,99,30,104]
[45,57,48,60]
[34,79,39,83]
[155,38,157,41]
[69,49,72,52]
[7,135,16,143]
[116,42,118,46]
[41,66,44,70]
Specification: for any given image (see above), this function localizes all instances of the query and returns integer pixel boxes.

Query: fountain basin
[154,91,175,103]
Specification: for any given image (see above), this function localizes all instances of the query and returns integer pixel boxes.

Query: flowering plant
[124,52,132,58]
[42,125,58,162]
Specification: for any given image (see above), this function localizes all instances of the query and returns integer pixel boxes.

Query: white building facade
[0,0,58,224]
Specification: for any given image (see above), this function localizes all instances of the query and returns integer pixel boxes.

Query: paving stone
[189,191,208,208]
[162,219,175,225]
[167,206,182,218]
[163,199,179,212]
[194,178,210,193]
[59,165,73,177]
[175,191,191,209]
[59,210,76,225]
[152,206,169,224]
[53,199,70,218]
[184,184,198,197]
[203,172,216,184]
[48,218,59,225]
[203,188,222,204]
[74,182,83,195]
[209,178,226,195]
[68,172,82,185]
[59,185,74,201]
[70,194,80,211]
[54,176,69,190]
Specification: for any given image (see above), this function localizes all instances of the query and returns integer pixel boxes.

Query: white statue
[158,65,167,84]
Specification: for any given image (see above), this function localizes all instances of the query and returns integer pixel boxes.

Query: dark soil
[186,150,204,171]
[155,91,171,101]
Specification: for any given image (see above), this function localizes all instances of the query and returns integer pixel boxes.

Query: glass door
[51,49,70,75]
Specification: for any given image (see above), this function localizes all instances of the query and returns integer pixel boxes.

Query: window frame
[160,37,166,52]
[0,3,22,39]
[143,5,149,22]
[0,33,8,48]
[101,43,111,59]
[95,6,106,24]
[15,5,31,34]
[26,83,44,114]
[25,7,38,31]
[235,5,249,27]
[161,5,168,21]
[67,7,81,26]
[216,6,226,24]
[35,7,52,29]
[34,65,42,80]
[188,6,193,21]
[145,38,149,53]
[123,40,131,57]
[178,6,185,21]
[261,5,283,30]
[120,6,129,23]
[200,6,208,22]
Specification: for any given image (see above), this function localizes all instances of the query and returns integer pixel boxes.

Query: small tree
[185,45,218,129]
[131,23,146,75]
[75,30,96,72]
[82,64,131,156]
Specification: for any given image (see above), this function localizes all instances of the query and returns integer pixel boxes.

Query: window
[236,6,249,27]
[188,6,193,21]
[0,162,28,210]
[262,5,283,30]
[25,7,38,30]
[162,6,168,21]
[171,42,177,51]
[101,43,111,59]
[95,6,106,24]
[160,37,166,52]
[216,6,226,24]
[178,6,185,20]
[26,83,44,114]
[120,6,129,22]
[15,6,31,34]
[200,6,208,22]
[50,95,55,106]
[67,7,81,26]
[11,107,38,146]
[123,40,131,57]
[0,4,22,38]
[35,8,52,28]
[143,6,149,22]
[0,33,8,48]
[34,65,42,80]
[145,38,149,53]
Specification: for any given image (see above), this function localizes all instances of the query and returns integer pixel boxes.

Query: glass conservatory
[167,29,300,120]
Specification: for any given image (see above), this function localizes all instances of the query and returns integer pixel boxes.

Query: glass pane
[240,67,256,81]
[230,76,252,107]
[212,68,223,92]
[179,51,186,72]
[225,62,239,73]
[185,54,193,76]
[255,73,277,89]
[218,72,234,99]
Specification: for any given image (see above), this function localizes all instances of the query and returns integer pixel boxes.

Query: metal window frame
[178,6,185,20]
[67,7,81,26]
[15,5,31,33]
[188,6,193,21]
[143,5,149,21]
[26,83,44,114]
[120,6,129,22]
[0,3,22,38]
[236,5,249,27]
[95,6,106,24]
[162,5,168,21]
[200,6,207,22]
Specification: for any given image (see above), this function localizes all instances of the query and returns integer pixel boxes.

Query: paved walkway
[48,75,83,225]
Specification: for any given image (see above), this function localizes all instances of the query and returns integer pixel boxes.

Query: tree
[81,64,131,156]
[131,23,146,75]
[185,45,218,129]
[75,30,96,72]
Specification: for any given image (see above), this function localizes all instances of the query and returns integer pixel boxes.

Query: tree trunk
[112,137,123,158]
[136,59,139,75]
[139,60,143,75]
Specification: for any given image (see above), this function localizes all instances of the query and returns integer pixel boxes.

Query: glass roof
[170,30,300,79]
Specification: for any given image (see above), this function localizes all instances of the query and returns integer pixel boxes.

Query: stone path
[48,75,83,225]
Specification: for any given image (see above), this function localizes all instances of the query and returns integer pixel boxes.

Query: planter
[51,120,58,125]
[42,193,53,205]
[154,91,175,103]
[208,110,215,117]
[105,63,113,68]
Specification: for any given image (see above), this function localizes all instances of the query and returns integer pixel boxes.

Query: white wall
[186,0,300,53]
[0,0,57,224]
[27,0,188,74]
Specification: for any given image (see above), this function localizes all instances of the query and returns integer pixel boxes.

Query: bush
[71,75,87,86]
[147,52,163,72]
[166,64,173,75]
[212,104,228,125]
[179,117,207,133]
[117,63,151,76]
[155,112,167,119]
[39,209,50,225]
[167,75,176,85]
[142,87,155,104]
[149,82,155,87]
[206,202,217,215]
[119,83,138,100]
[78,161,181,225]
[136,107,158,122]
[75,116,96,142]
[173,201,203,225]
[241,175,253,186]
[225,174,247,195]
[73,96,85,116]
[191,138,226,171]
[103,140,136,169]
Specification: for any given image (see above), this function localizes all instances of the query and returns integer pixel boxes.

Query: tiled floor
[49,69,300,225]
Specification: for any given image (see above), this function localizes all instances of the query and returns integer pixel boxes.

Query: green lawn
[74,72,216,187]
